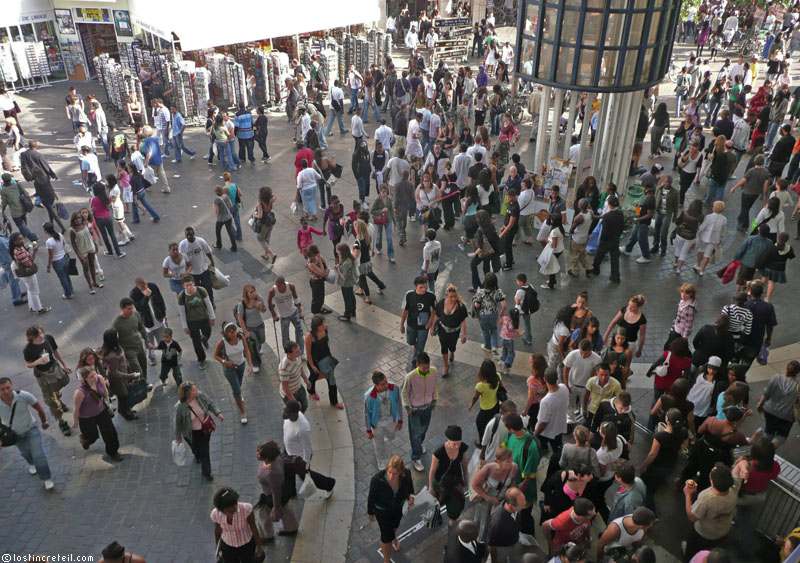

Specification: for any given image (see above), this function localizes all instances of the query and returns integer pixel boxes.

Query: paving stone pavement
[2,39,800,562]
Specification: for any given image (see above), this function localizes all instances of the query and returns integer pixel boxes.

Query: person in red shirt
[542,497,596,554]
[294,141,314,178]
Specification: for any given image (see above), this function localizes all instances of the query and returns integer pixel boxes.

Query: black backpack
[521,284,540,315]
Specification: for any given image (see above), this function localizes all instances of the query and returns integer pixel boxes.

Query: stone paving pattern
[2,38,799,562]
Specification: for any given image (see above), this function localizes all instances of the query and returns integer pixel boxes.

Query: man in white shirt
[424,74,437,104]
[153,99,171,157]
[74,125,95,154]
[351,113,366,149]
[563,340,601,419]
[728,56,745,84]
[326,80,348,135]
[463,68,477,118]
[517,181,537,244]
[91,100,109,156]
[386,148,410,191]
[453,145,472,188]
[347,65,363,115]
[501,42,514,66]
[424,106,442,157]
[407,112,423,159]
[466,138,487,164]
[283,399,336,497]
[79,146,100,189]
[424,142,450,179]
[534,368,569,455]
[178,226,216,304]
[425,29,439,52]
[298,105,312,141]
[568,135,581,168]
[374,118,393,150]
[480,400,517,463]
[0,377,54,490]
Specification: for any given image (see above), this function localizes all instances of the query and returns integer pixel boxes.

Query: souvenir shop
[0,3,67,90]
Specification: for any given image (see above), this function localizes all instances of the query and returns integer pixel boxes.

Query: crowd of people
[2,3,800,563]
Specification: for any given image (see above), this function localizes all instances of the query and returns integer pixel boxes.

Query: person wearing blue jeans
[402,352,438,471]
[0,235,25,304]
[622,185,655,262]
[44,225,73,299]
[131,186,161,223]
[170,107,197,162]
[362,85,381,123]
[474,272,505,351]
[215,322,253,425]
[0,379,54,489]
[371,186,395,261]
[704,177,726,204]
[327,103,347,135]
[401,277,436,367]
[268,277,305,347]
[217,140,240,172]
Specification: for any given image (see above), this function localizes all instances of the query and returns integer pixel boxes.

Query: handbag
[125,378,149,410]
[297,474,318,499]
[172,440,187,466]
[0,399,18,447]
[56,202,70,220]
[331,163,343,178]
[248,214,262,233]
[653,352,671,378]
[18,188,34,214]
[374,211,388,225]
[189,405,217,435]
[67,257,79,276]
[15,260,38,278]
[35,353,70,393]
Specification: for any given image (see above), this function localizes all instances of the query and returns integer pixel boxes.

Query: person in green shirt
[502,412,540,538]
[111,297,152,386]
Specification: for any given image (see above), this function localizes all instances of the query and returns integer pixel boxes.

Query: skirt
[767,269,787,284]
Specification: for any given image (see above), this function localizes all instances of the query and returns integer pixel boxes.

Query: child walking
[499,308,525,372]
[297,215,324,257]
[157,327,183,386]
[117,162,133,213]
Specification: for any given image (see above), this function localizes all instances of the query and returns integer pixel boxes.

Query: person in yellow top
[582,363,621,421]
[468,359,504,447]
[777,520,800,561]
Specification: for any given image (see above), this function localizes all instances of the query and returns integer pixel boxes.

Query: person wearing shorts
[757,360,799,447]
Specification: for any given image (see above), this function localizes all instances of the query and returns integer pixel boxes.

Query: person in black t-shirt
[500,188,520,270]
[622,185,655,263]
[592,194,625,282]
[487,488,525,562]
[400,276,437,367]
[22,326,73,436]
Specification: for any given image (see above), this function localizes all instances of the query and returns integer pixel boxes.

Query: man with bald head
[488,487,525,562]
[444,519,486,563]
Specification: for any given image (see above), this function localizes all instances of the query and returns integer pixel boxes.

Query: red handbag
[189,406,217,435]
[374,212,388,225]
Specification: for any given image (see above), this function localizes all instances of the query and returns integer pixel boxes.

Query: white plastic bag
[172,440,187,466]
[212,267,230,288]
[297,474,318,499]
[537,243,554,270]
[143,165,157,186]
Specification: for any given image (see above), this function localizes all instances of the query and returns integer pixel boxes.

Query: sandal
[392,539,401,552]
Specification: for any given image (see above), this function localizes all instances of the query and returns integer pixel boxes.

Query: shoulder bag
[0,398,18,446]
[654,352,671,378]
[14,258,38,278]
[35,340,70,393]
[83,382,115,419]
[188,404,217,435]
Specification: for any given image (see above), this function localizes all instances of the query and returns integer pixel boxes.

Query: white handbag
[654,352,671,378]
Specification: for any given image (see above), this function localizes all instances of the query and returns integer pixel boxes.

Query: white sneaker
[28,465,37,475]
[413,459,425,472]
[171,159,178,163]
[635,256,651,264]
[619,246,631,255]
[44,479,54,490]
[253,365,260,373]
[324,488,334,499]
[422,445,427,454]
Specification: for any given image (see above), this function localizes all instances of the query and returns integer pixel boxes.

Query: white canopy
[129,0,380,50]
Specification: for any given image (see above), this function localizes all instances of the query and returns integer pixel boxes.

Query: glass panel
[586,0,605,9]
[634,0,648,9]
[561,8,581,45]
[0,28,9,44]
[606,13,626,47]
[542,8,556,42]
[621,50,639,86]
[37,21,66,80]
[524,3,540,35]
[598,49,619,87]
[609,0,626,9]
[640,47,654,83]
[647,11,662,45]
[20,24,35,42]
[564,0,582,7]
[9,26,21,42]
[582,10,604,46]
[577,48,598,86]
[520,38,537,77]
[628,13,646,46]
[556,46,575,83]
[538,42,554,80]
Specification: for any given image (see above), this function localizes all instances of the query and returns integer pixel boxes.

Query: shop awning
[129,0,380,51]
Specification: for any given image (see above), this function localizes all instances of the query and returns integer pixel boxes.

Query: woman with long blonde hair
[431,284,468,377]
[353,219,386,305]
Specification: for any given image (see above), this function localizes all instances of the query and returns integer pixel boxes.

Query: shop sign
[54,8,76,35]
[19,12,52,24]
[114,10,133,37]
[450,27,472,37]
[73,8,113,24]
[435,17,471,28]
[132,15,169,41]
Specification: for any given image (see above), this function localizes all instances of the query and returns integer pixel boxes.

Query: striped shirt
[279,355,306,398]
[210,502,253,547]
[672,299,697,338]
[720,304,753,338]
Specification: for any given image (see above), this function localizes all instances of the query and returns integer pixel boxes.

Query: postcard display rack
[298,37,338,90]
[235,47,273,107]
[341,30,392,75]
[206,53,247,110]
[0,42,51,91]
[94,54,149,126]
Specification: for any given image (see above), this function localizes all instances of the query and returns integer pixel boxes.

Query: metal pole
[548,88,564,167]
[612,91,639,196]
[534,85,551,174]
[575,94,592,189]
[597,93,619,184]
[590,93,609,179]
[562,91,578,162]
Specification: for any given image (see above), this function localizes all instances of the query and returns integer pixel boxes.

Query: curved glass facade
[516,0,681,92]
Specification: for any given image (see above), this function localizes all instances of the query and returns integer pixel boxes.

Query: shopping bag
[172,440,187,466]
[424,500,444,528]
[586,219,603,254]
[758,346,770,365]
[325,269,337,284]
[56,202,70,220]
[142,166,157,185]
[537,243,554,270]
[297,474,318,499]
[411,485,437,511]
[211,267,230,289]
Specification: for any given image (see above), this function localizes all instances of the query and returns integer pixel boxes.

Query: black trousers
[341,286,356,318]
[195,269,215,305]
[189,429,212,477]
[592,240,620,281]
[215,219,237,250]
[310,278,326,313]
[238,138,255,163]
[79,409,119,456]
[517,502,536,535]
[683,529,722,563]
[220,537,256,563]
[358,269,385,297]
[678,170,696,205]
[187,318,212,362]
[476,404,500,442]
[256,135,269,158]
[502,227,518,267]
[308,369,339,405]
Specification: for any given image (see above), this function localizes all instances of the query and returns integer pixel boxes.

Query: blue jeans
[223,361,246,398]
[705,177,725,204]
[521,313,532,344]
[625,222,651,259]
[172,133,196,161]
[675,94,684,117]
[479,313,499,349]
[1,263,22,301]
[132,190,161,222]
[300,184,317,216]
[318,126,328,149]
[500,338,515,366]
[766,121,780,149]
[231,205,242,240]
[705,98,722,127]
[13,215,38,243]
[217,141,240,171]
[375,222,395,260]
[421,130,430,156]
[327,108,347,134]
[382,94,395,114]
[51,254,73,298]
[406,327,429,364]
[279,310,304,346]
[349,88,360,113]
[362,97,381,122]
[421,268,438,292]
[408,406,433,460]
[15,426,51,480]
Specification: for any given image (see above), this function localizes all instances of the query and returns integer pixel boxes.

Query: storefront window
[1,28,11,44]
[20,24,35,42]
[9,26,22,42]
[36,21,67,81]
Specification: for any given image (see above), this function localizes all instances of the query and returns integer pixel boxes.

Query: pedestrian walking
[174,381,224,481]
[255,440,299,539]
[403,352,438,472]
[177,275,215,370]
[212,322,253,425]
[367,456,415,562]
[71,366,123,462]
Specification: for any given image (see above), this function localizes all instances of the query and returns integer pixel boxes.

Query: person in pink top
[297,216,324,257]
[89,182,125,258]
[211,487,263,562]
